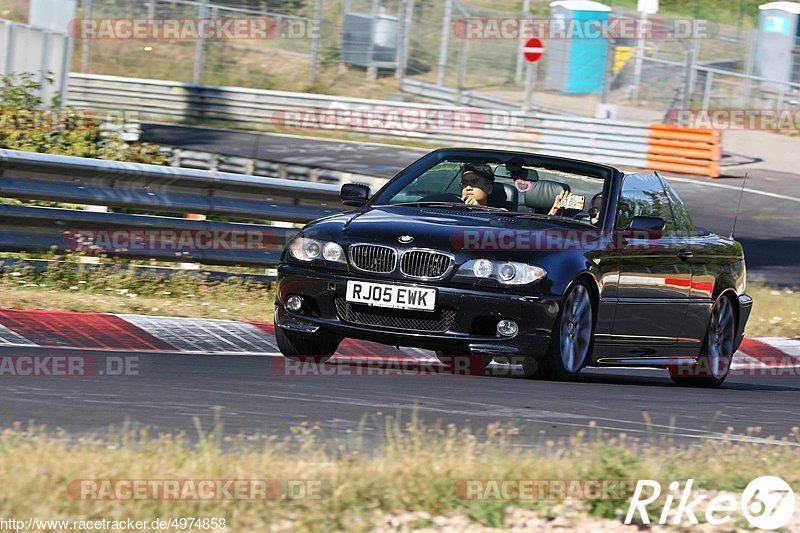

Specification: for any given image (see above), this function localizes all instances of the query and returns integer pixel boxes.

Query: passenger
[589,193,603,225]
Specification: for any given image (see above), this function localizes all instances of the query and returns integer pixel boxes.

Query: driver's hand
[463,193,478,205]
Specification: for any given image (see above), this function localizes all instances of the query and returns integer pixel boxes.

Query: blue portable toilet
[756,2,800,89]
[544,0,611,94]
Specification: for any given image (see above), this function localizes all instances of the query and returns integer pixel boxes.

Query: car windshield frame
[368,148,616,225]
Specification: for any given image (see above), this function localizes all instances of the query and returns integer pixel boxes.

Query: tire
[538,282,595,381]
[276,326,340,363]
[669,294,736,388]
[435,350,493,375]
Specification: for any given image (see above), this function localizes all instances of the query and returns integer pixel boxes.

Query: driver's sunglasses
[461,177,486,188]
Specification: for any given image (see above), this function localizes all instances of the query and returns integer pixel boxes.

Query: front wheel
[670,295,736,388]
[276,326,341,363]
[537,282,595,381]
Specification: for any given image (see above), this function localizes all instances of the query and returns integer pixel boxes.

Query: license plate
[346,280,436,312]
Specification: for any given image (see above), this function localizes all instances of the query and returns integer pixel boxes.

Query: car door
[611,174,692,346]
[662,178,713,349]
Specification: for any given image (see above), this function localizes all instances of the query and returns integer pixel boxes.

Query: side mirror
[341,183,371,207]
[628,216,665,232]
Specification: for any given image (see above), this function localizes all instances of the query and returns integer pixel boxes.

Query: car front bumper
[275,263,561,358]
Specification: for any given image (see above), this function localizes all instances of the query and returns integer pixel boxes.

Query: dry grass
[0,261,275,323]
[0,419,797,531]
[745,284,800,338]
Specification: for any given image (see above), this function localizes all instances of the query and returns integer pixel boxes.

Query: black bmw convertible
[275,148,752,387]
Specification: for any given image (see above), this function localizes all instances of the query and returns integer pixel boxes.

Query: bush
[0,72,168,164]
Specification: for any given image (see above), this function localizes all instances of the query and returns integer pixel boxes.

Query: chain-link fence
[405,0,799,119]
[2,0,797,119]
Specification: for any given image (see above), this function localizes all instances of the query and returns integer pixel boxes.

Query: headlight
[498,263,516,282]
[472,259,493,278]
[288,237,346,265]
[323,241,344,262]
[457,259,546,285]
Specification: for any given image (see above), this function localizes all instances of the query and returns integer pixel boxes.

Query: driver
[460,163,494,206]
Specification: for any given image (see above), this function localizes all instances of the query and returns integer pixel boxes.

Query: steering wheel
[417,193,464,203]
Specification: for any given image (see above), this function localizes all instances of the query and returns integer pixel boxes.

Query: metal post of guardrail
[437,0,453,86]
[80,0,92,72]
[39,31,52,104]
[631,10,648,102]
[396,0,413,83]
[365,0,379,81]
[702,71,713,112]
[193,0,209,84]
[456,35,468,105]
[681,38,698,110]
[514,0,531,86]
[310,0,322,81]
[275,15,283,49]
[1,20,11,74]
[523,62,537,112]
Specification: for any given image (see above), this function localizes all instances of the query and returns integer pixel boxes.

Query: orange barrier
[646,125,721,178]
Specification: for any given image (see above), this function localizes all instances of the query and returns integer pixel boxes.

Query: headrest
[523,180,571,213]
[488,182,519,211]
[590,192,603,212]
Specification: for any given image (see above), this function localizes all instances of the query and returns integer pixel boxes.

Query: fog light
[497,319,518,337]
[286,295,304,312]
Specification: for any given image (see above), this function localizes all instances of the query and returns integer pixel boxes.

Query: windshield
[374,151,609,225]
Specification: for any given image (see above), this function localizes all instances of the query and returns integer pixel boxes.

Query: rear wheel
[670,295,735,388]
[538,282,594,381]
[276,326,340,363]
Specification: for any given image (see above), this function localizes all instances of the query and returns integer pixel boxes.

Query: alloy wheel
[560,284,593,373]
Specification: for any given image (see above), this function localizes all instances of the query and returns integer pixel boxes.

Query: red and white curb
[0,309,798,372]
[0,309,435,361]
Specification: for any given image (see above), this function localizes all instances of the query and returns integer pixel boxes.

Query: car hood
[306,205,594,260]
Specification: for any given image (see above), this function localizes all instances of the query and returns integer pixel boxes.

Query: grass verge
[0,418,797,531]
[0,260,275,323]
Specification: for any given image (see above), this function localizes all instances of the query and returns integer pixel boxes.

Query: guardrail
[0,149,353,267]
[168,149,389,187]
[68,73,722,178]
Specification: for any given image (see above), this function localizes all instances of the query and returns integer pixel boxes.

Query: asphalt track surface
[0,343,798,448]
[142,124,800,287]
[1,125,796,446]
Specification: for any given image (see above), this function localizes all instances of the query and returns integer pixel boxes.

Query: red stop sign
[523,38,544,63]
